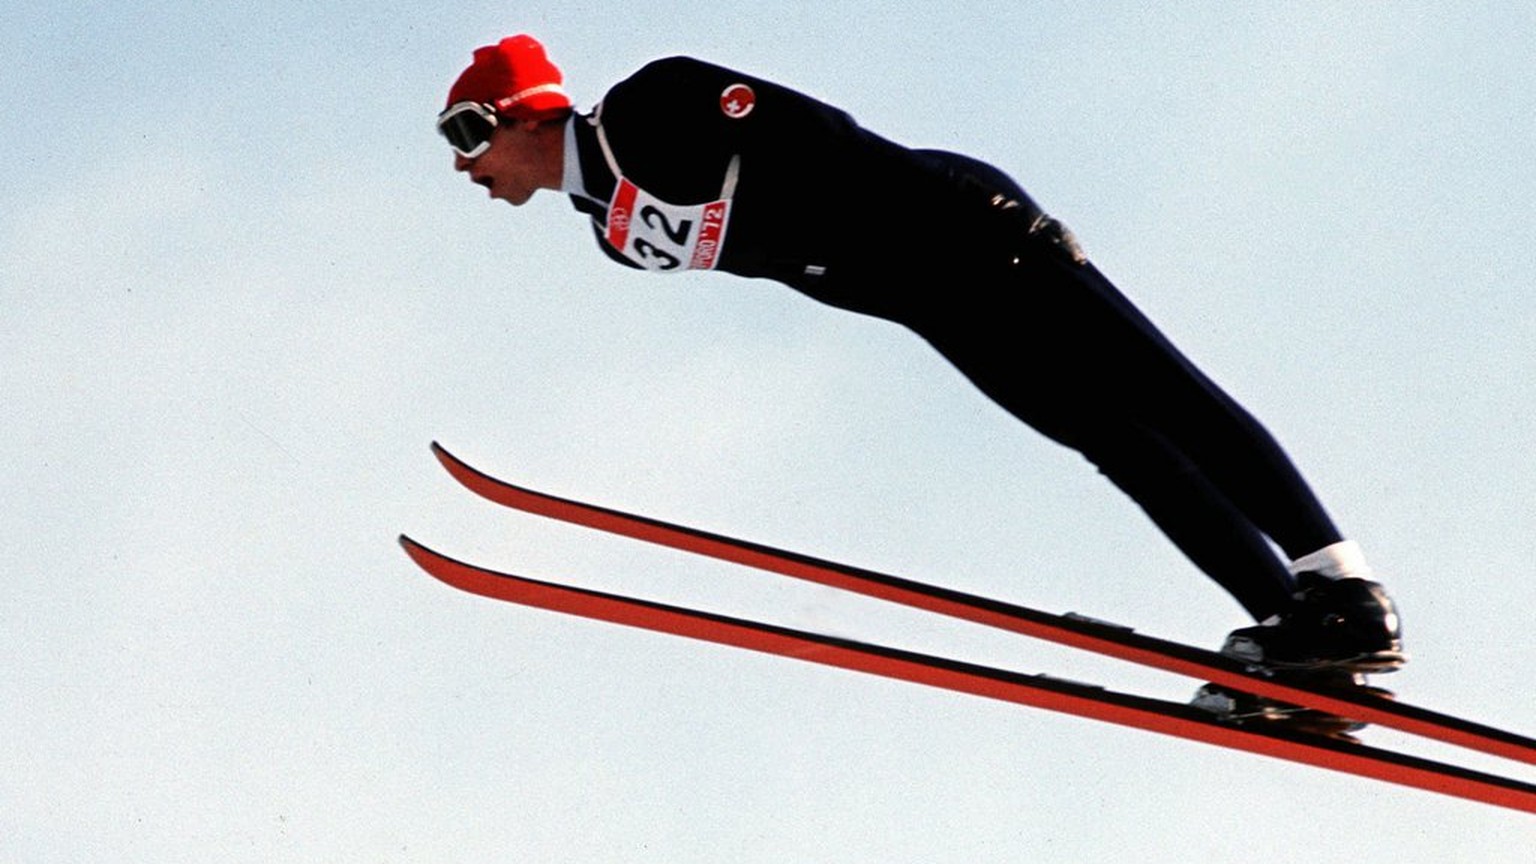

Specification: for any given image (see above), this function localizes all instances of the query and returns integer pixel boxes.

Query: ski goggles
[437,101,499,159]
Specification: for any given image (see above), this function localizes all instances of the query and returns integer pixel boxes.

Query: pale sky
[5,2,1535,861]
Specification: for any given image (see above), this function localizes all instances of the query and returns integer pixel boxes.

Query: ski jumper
[564,56,1344,621]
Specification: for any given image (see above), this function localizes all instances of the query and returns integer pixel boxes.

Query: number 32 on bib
[605,178,733,273]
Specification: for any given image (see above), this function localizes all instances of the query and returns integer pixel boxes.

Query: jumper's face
[454,121,545,206]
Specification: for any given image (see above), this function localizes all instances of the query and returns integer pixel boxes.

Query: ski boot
[1220,572,1407,674]
[1190,670,1396,744]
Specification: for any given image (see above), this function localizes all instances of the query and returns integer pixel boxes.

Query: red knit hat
[446,35,572,121]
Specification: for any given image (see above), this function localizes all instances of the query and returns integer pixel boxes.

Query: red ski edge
[428,442,1536,769]
[399,536,1536,816]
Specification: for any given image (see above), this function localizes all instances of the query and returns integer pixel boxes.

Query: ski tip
[429,441,470,475]
[399,534,433,559]
[399,535,450,574]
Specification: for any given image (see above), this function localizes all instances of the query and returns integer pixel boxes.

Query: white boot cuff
[1289,540,1373,580]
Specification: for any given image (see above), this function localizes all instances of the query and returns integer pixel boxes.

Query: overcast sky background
[5,2,1536,861]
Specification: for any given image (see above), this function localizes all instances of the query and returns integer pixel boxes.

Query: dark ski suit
[562,56,1343,620]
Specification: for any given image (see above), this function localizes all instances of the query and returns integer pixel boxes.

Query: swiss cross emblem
[720,83,756,119]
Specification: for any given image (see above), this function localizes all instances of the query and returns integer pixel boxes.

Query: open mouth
[472,175,494,193]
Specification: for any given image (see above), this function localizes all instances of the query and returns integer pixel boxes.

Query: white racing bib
[591,108,739,273]
[605,178,732,272]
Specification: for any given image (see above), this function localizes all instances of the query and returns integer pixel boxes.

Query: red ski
[399,538,1536,815]
[402,442,1536,814]
[424,442,1536,768]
